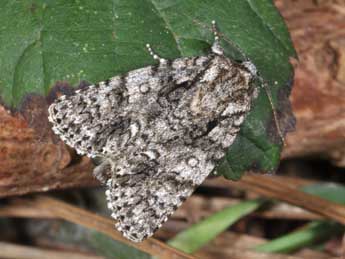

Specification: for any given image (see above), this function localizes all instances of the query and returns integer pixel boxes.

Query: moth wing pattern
[48,21,259,242]
[48,76,127,158]
[105,168,196,242]
[48,56,212,159]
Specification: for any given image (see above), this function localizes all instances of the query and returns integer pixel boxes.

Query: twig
[197,246,303,259]
[0,196,195,259]
[208,174,345,224]
[255,203,322,220]
[0,202,55,218]
[173,195,322,222]
[0,241,103,259]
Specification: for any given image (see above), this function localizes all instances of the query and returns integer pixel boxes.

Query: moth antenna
[145,44,166,63]
[211,20,224,55]
[211,20,220,42]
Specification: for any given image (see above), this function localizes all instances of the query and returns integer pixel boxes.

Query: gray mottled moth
[48,21,262,242]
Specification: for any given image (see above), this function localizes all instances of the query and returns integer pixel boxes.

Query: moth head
[241,61,258,76]
[211,41,224,55]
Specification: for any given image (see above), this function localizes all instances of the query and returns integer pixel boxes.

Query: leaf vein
[149,0,182,56]
[246,0,291,56]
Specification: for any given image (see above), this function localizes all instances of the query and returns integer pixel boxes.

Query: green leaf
[31,219,151,259]
[168,199,266,253]
[0,0,295,178]
[245,0,296,57]
[255,221,342,254]
[254,182,345,254]
[302,183,345,205]
[90,231,151,259]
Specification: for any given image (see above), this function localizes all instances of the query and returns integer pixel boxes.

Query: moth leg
[93,160,112,185]
[145,44,167,63]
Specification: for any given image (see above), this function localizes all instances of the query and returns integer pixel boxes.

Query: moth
[48,21,261,242]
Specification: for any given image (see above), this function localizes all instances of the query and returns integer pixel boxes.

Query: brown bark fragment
[277,0,345,166]
[0,105,96,197]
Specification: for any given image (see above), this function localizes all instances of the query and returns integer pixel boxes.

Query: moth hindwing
[48,21,259,242]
